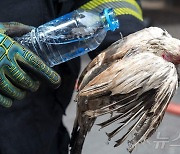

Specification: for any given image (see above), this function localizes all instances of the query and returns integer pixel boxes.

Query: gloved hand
[0,22,61,107]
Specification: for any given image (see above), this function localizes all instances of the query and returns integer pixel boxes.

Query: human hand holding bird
[70,27,180,154]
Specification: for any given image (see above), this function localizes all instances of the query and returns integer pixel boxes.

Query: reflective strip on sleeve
[80,0,143,21]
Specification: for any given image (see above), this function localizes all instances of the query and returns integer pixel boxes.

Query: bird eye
[162,31,167,36]
[162,30,172,38]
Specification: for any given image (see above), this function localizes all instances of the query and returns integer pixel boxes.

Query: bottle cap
[102,8,119,31]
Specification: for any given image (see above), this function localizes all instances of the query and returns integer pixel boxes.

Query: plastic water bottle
[15,8,119,67]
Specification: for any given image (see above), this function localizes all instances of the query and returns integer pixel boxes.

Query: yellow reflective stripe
[114,8,143,21]
[81,0,142,16]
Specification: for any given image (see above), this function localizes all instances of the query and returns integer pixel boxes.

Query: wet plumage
[70,27,180,154]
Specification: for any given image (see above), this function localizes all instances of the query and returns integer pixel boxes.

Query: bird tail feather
[70,115,95,154]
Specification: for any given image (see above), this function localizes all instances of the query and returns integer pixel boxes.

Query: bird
[70,27,180,154]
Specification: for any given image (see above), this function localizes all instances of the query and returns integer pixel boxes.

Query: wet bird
[70,27,180,154]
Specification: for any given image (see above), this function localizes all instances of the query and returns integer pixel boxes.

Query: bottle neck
[100,8,119,32]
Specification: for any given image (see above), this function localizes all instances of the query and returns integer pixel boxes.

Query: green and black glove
[0,22,61,107]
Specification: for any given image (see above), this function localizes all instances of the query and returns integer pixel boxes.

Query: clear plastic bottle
[15,8,119,67]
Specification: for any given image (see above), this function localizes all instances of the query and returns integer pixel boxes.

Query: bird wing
[78,39,128,90]
[78,27,158,90]
[78,52,178,152]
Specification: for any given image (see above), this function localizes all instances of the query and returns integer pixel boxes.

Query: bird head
[122,27,180,64]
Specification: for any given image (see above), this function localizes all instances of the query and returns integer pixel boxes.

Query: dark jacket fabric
[0,0,144,154]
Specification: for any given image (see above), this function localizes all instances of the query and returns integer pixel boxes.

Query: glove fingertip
[0,98,12,108]
[52,72,61,85]
[4,101,13,108]
[49,72,61,89]
[30,81,40,92]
